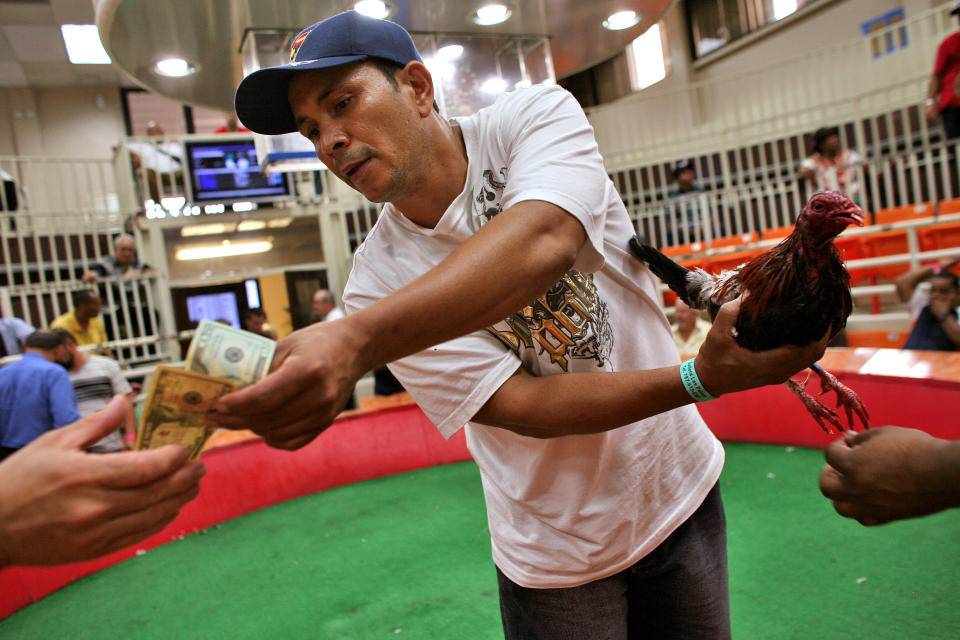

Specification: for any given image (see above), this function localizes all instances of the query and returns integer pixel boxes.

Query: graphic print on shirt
[474,167,507,225]
[488,271,614,372]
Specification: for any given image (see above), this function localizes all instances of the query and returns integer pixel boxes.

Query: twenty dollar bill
[184,319,276,387]
[135,366,238,460]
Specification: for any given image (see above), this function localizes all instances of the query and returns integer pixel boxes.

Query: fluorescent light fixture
[154,58,197,77]
[603,10,641,31]
[176,239,273,261]
[481,77,508,94]
[181,222,237,237]
[60,24,111,64]
[267,217,294,229]
[231,201,257,212]
[204,204,226,214]
[354,0,391,19]
[237,220,267,232]
[772,0,798,20]
[438,44,464,61]
[473,4,511,26]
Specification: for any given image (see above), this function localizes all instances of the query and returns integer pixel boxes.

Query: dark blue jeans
[497,483,730,640]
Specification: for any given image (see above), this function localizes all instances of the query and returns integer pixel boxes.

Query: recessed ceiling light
[481,77,508,94]
[603,10,642,31]
[438,44,464,61]
[354,0,392,19]
[473,4,512,26]
[154,58,197,77]
[176,239,273,261]
[181,222,237,237]
[60,24,111,65]
[237,219,267,232]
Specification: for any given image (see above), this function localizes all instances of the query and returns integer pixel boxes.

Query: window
[687,0,822,59]
[627,23,670,91]
[861,9,908,59]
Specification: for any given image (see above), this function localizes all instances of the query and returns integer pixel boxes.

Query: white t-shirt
[800,149,862,200]
[343,84,723,589]
[70,355,132,453]
[323,307,345,322]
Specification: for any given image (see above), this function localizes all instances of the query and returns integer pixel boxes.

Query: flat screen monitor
[185,291,241,328]
[184,138,292,204]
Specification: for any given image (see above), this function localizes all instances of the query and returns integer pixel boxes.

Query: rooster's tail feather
[628,235,694,305]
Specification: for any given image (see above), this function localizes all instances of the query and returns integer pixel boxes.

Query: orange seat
[844,330,908,349]
[762,225,793,241]
[662,242,705,258]
[919,221,960,252]
[834,235,873,286]
[938,198,960,216]
[860,229,910,281]
[710,231,759,249]
[872,202,934,225]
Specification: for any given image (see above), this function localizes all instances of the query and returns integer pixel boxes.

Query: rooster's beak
[837,208,864,226]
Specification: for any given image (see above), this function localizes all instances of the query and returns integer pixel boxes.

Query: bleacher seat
[938,198,960,216]
[710,231,759,249]
[919,221,960,253]
[762,225,793,241]
[844,330,908,349]
[860,229,910,281]
[872,202,934,226]
[834,234,873,286]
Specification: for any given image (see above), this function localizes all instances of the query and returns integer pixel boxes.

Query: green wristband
[680,358,718,403]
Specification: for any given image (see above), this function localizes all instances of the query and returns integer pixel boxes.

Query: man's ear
[401,61,436,118]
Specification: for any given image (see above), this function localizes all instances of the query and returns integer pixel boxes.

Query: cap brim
[235,54,369,135]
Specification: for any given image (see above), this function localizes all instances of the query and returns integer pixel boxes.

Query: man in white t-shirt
[311,289,345,322]
[53,329,136,452]
[220,11,827,638]
[800,126,863,203]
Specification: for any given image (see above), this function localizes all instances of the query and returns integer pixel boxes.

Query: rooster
[630,191,869,433]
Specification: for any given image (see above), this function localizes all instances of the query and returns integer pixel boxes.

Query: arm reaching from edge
[208,200,588,450]
[819,426,960,526]
[474,298,830,437]
[0,396,205,568]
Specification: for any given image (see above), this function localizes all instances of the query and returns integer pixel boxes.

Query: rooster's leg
[785,371,844,434]
[811,363,870,430]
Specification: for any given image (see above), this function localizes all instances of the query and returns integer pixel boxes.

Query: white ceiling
[0,0,129,88]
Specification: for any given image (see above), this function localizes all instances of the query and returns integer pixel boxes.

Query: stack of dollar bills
[134,320,276,460]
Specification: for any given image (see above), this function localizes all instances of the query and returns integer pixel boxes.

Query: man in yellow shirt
[51,290,108,353]
[671,299,712,359]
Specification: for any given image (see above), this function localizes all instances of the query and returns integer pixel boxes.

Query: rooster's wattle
[630,191,870,433]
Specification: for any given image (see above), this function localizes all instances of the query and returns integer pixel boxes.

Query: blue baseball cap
[235,11,423,135]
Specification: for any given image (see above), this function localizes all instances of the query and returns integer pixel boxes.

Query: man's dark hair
[51,328,77,345]
[243,308,267,321]
[25,328,68,350]
[931,272,960,290]
[368,57,441,113]
[71,289,97,308]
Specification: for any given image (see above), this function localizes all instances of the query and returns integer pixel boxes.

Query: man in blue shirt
[0,329,80,461]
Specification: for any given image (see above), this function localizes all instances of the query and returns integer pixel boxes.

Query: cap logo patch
[290,29,312,62]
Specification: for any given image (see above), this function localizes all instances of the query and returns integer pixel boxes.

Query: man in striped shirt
[53,329,136,453]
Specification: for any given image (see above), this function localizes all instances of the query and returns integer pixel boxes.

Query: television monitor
[185,291,241,328]
[183,138,292,204]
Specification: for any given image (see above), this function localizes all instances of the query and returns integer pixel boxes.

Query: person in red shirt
[926,1,960,139]
[213,115,250,134]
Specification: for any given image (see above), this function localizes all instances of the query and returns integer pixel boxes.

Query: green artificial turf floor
[2,443,958,639]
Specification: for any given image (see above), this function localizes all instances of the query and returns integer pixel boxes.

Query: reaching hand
[819,426,960,525]
[0,396,205,567]
[207,318,368,450]
[695,297,829,396]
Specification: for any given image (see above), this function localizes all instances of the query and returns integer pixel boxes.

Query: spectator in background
[665,160,706,245]
[896,259,960,351]
[0,396,204,568]
[671,299,712,359]
[51,289,108,354]
[213,115,250,134]
[243,308,277,340]
[0,329,80,461]
[123,121,183,203]
[0,314,34,357]
[926,2,960,140]
[83,233,154,284]
[311,289,345,322]
[53,329,136,453]
[800,126,863,203]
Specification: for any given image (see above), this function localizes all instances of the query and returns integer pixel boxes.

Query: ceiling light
[603,10,642,31]
[354,0,391,19]
[424,57,456,82]
[181,222,237,237]
[481,77,508,94]
[60,24,111,64]
[154,58,197,77]
[237,220,267,232]
[176,239,273,261]
[473,4,511,26]
[438,44,464,61]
